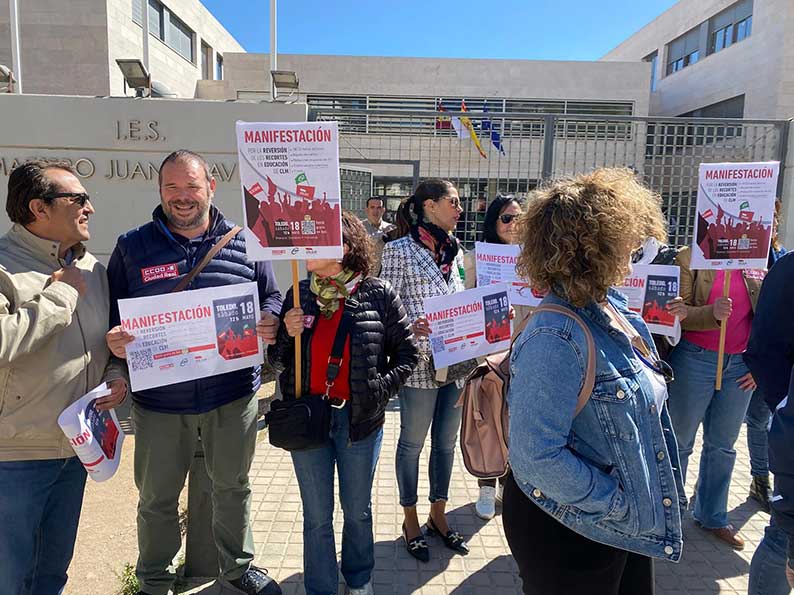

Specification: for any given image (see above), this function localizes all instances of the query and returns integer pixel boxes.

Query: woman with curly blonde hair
[503,168,685,595]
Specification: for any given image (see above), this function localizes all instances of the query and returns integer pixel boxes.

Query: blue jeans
[0,457,87,595]
[396,383,462,507]
[291,408,383,595]
[667,339,753,529]
[746,388,773,477]
[749,519,790,595]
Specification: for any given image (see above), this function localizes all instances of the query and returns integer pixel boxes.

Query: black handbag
[266,309,352,451]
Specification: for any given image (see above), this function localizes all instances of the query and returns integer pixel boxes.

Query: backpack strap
[531,304,596,416]
[170,225,242,293]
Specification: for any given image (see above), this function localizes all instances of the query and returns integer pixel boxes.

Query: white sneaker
[496,481,504,503]
[475,486,497,520]
[347,581,374,595]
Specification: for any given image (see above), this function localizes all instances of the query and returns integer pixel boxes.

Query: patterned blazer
[381,235,466,389]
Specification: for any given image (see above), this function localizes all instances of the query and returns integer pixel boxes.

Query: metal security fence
[312,108,788,249]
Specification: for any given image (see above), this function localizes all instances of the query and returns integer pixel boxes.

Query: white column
[142,0,150,72]
[9,0,22,93]
[269,0,277,100]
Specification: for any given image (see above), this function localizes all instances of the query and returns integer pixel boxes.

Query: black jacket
[268,276,418,441]
[108,205,283,414]
[742,251,794,559]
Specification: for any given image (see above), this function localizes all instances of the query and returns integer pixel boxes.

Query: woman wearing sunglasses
[503,168,684,595]
[381,179,471,563]
[462,195,526,520]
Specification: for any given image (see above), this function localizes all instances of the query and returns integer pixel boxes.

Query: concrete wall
[202,53,652,117]
[0,94,307,289]
[0,0,244,98]
[106,0,244,99]
[0,0,110,96]
[602,0,794,119]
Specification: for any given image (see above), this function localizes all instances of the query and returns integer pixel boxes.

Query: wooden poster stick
[292,260,302,398]
[715,270,732,390]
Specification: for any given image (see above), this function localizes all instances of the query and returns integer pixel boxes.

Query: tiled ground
[229,400,772,595]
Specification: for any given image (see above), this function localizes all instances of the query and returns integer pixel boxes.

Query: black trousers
[502,472,655,595]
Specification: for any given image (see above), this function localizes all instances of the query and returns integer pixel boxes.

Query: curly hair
[516,168,665,307]
[341,210,372,276]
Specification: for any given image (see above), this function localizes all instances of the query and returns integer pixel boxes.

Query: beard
[164,200,211,230]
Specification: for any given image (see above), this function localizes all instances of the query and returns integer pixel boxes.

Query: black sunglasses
[42,192,92,207]
[499,214,519,224]
[632,343,675,384]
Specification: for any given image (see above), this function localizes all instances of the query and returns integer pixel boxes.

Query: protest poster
[473,242,544,306]
[118,283,263,392]
[617,264,680,338]
[58,384,125,482]
[691,161,779,270]
[424,284,512,368]
[236,121,343,261]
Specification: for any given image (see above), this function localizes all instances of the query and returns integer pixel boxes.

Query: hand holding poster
[617,264,681,338]
[474,242,544,307]
[236,121,343,261]
[118,283,263,392]
[692,161,779,270]
[58,384,125,482]
[424,284,512,368]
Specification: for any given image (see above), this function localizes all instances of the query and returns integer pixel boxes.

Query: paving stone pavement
[233,400,772,595]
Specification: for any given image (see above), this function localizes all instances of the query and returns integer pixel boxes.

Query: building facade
[602,0,794,119]
[0,0,243,98]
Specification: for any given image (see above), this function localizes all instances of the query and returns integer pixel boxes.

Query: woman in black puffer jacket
[268,211,418,595]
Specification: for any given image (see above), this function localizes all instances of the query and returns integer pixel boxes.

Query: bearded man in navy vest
[105,150,283,595]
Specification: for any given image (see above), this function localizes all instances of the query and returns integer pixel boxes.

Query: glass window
[736,16,751,41]
[688,50,699,65]
[216,55,224,81]
[132,0,164,40]
[708,1,752,55]
[644,51,658,92]
[168,13,194,62]
[714,28,726,52]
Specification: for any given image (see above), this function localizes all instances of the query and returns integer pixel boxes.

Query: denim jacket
[507,289,685,562]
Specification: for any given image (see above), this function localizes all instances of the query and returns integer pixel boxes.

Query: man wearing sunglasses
[0,160,128,595]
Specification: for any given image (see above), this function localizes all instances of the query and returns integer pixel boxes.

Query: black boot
[749,475,772,513]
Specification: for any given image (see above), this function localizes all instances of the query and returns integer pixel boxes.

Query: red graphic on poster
[695,204,771,262]
[483,291,511,344]
[244,175,340,249]
[641,275,677,328]
[213,295,259,361]
[84,400,120,460]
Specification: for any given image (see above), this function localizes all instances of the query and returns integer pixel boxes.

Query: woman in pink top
[666,246,764,550]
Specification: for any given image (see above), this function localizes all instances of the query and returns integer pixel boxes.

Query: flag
[438,100,468,138]
[482,101,505,156]
[460,100,487,159]
[435,101,453,130]
[739,210,755,222]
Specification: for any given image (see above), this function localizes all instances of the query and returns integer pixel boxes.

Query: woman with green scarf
[268,211,418,595]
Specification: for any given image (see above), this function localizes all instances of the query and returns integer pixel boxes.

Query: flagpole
[269,0,277,101]
[9,0,22,94]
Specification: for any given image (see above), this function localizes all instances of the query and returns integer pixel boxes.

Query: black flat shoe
[402,523,430,563]
[426,516,469,555]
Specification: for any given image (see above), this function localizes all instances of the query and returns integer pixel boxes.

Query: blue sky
[200,0,678,61]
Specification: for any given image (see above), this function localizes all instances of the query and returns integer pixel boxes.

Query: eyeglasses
[42,192,92,207]
[632,340,675,384]
[499,214,519,225]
